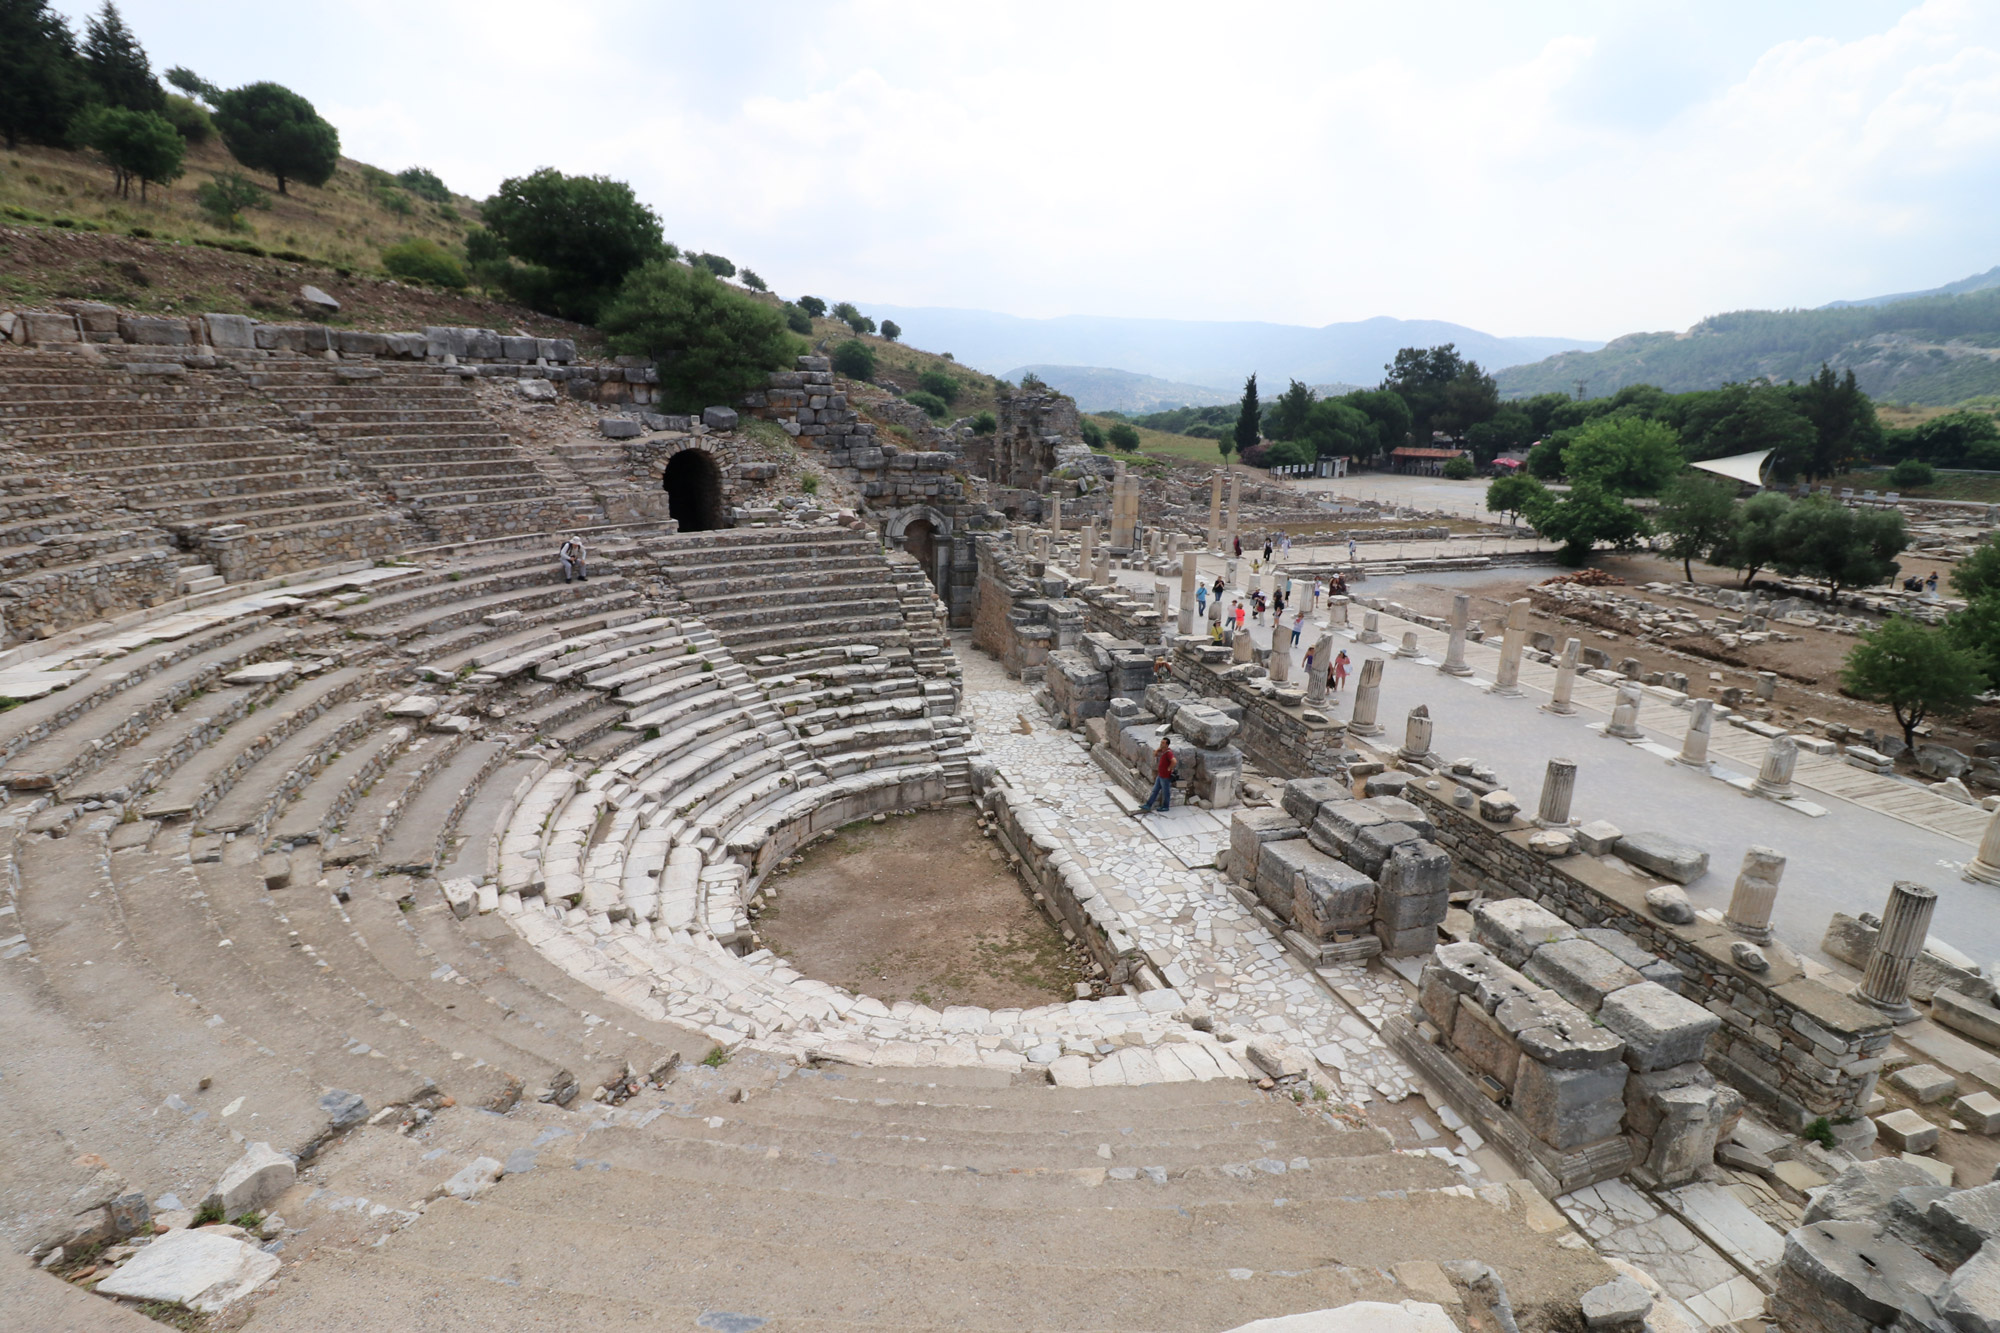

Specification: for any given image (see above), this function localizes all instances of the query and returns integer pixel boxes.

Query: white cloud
[55,0,2000,340]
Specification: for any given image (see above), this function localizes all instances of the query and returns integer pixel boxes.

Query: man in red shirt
[1139,735,1177,813]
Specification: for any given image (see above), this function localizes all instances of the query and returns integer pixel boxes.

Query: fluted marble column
[1536,758,1577,827]
[1178,552,1199,635]
[1607,683,1644,739]
[1490,599,1529,696]
[1400,705,1433,762]
[1439,593,1473,676]
[1544,638,1580,715]
[1856,881,1939,1023]
[1724,846,1786,944]
[1677,699,1715,768]
[1966,805,2000,885]
[1349,657,1385,736]
[1754,734,1798,799]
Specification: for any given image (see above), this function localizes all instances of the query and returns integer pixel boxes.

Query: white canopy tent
[1690,449,1773,488]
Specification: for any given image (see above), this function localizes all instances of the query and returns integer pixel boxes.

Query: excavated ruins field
[754,808,1087,1009]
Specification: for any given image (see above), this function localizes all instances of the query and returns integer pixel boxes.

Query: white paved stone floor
[1557,1179,1755,1330]
[954,633,1435,1120]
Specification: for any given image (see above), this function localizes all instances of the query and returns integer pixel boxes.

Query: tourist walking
[1302,643,1316,677]
[1195,584,1208,617]
[1347,536,1358,563]
[1233,535,1242,558]
[559,535,588,583]
[1291,610,1305,646]
[1139,735,1178,813]
[1263,539,1273,564]
[1234,602,1246,635]
[1332,649,1351,692]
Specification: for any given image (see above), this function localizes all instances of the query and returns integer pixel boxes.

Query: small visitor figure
[1302,643,1316,677]
[1139,735,1178,814]
[1926,571,1940,601]
[1233,534,1242,558]
[1291,610,1306,646]
[1195,584,1209,618]
[1332,649,1351,692]
[559,535,588,583]
[1263,539,1274,564]
[1347,536,1358,563]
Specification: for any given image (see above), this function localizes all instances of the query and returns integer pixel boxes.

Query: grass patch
[1084,414,1231,467]
[135,1301,208,1332]
[700,1045,730,1068]
[192,1199,225,1227]
[1820,469,2000,503]
[1801,1116,1836,1149]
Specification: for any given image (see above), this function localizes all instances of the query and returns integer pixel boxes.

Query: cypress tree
[0,0,90,149]
[83,1,163,112]
[1231,373,1261,460]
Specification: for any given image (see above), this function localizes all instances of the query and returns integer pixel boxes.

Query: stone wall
[1401,774,1893,1125]
[1172,647,1354,781]
[0,546,180,643]
[980,770,1150,984]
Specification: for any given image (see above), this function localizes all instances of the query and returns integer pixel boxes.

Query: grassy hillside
[1497,286,2000,406]
[2,138,477,274]
[1006,364,1233,413]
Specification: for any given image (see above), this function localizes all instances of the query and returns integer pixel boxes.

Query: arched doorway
[663,449,725,533]
[904,518,939,591]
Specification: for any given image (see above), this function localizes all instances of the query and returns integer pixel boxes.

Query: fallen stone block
[207,1142,294,1219]
[1804,1157,1940,1224]
[1474,897,1577,968]
[1960,1090,2000,1135]
[1597,982,1719,1071]
[1773,1220,1947,1333]
[95,1226,281,1313]
[1477,790,1519,823]
[1643,884,1695,924]
[1523,937,1644,1014]
[1933,985,2000,1048]
[1579,1275,1653,1331]
[1613,832,1708,884]
[1888,1063,1957,1105]
[1877,1107,1940,1154]
[1574,819,1622,856]
[1937,1243,2000,1333]
[599,416,643,440]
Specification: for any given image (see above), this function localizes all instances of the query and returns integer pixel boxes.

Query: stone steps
[197,697,385,838]
[265,723,412,852]
[376,739,511,874]
[321,731,468,866]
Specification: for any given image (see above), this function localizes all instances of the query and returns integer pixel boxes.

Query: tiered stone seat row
[247,360,581,540]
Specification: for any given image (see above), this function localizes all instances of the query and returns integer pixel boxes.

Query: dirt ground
[752,808,1087,1010]
[1381,550,2000,753]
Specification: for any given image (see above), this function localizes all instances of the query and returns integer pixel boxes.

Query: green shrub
[905,390,948,419]
[739,268,767,292]
[1079,418,1105,449]
[195,170,267,231]
[376,187,414,216]
[971,410,996,434]
[1107,422,1141,453]
[831,339,875,381]
[1442,454,1476,480]
[1891,457,1937,489]
[396,166,451,202]
[800,473,820,495]
[692,252,735,278]
[162,94,213,144]
[599,259,801,413]
[917,369,959,404]
[782,303,812,336]
[382,237,468,288]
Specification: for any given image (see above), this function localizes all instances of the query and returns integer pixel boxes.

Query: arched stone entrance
[663,448,725,533]
[885,506,951,594]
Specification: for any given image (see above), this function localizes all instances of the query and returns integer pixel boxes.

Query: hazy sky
[59,1,2000,340]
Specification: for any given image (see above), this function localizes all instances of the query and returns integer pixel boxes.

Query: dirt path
[755,808,1086,1010]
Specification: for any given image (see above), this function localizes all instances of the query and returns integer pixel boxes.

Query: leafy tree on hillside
[1485,473,1549,527]
[396,166,451,202]
[482,168,666,323]
[1562,416,1683,496]
[1885,411,2000,468]
[74,104,182,200]
[1709,490,1791,586]
[1298,398,1375,459]
[599,259,800,413]
[1269,379,1316,440]
[1842,617,1989,749]
[1341,388,1413,457]
[739,269,767,292]
[1230,374,1260,461]
[830,339,875,381]
[692,252,735,278]
[1108,422,1141,453]
[1079,418,1106,448]
[1654,473,1739,581]
[781,304,812,335]
[832,302,875,335]
[1772,496,1906,594]
[880,319,901,342]
[82,2,161,112]
[206,81,339,194]
[1,1,90,149]
[796,295,827,318]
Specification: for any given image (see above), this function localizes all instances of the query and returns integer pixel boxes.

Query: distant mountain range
[864,305,1600,396]
[1495,266,2000,405]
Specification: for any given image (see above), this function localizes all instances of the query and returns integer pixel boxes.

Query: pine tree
[83,1,162,112]
[0,0,90,149]
[1232,373,1261,459]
